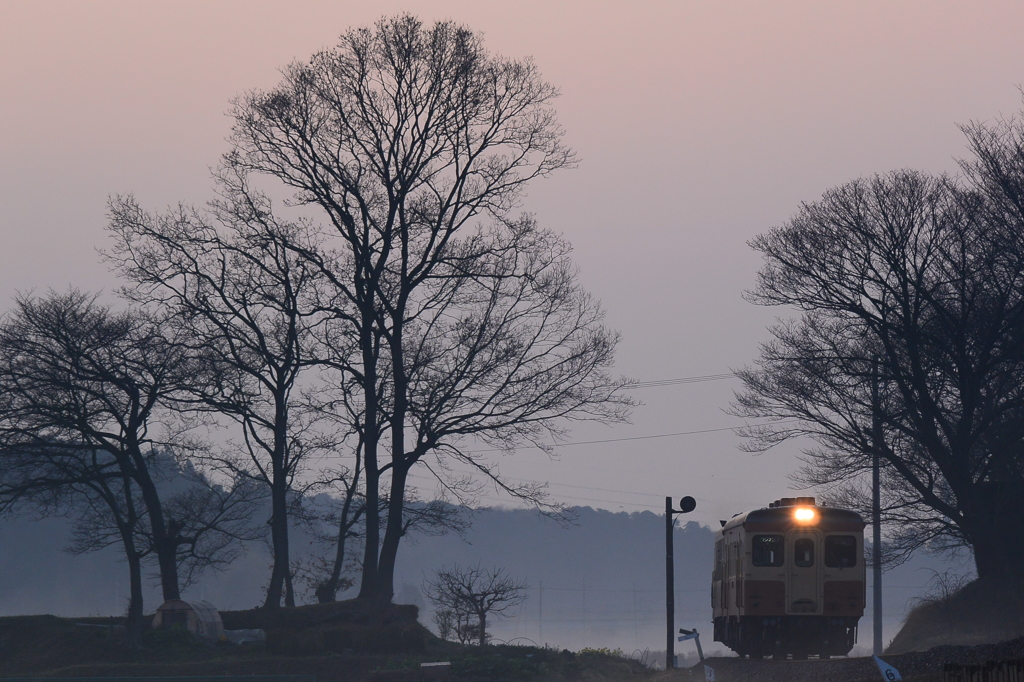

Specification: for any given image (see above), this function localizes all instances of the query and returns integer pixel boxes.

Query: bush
[578,647,627,659]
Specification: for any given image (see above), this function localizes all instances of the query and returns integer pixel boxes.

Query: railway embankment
[887,578,1024,655]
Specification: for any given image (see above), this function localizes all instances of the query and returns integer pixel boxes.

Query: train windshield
[825,535,858,568]
[752,534,784,566]
[794,538,815,567]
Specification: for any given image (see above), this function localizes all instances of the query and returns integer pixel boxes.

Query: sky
[2,1,1024,532]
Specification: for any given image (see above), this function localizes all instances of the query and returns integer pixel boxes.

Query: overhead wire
[311,370,784,509]
[464,420,797,453]
[624,373,737,388]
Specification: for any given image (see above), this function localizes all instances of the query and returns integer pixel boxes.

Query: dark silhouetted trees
[221,14,630,604]
[107,185,328,609]
[2,14,628,616]
[0,291,262,644]
[735,114,1024,585]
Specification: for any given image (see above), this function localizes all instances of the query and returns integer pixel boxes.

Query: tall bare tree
[224,14,630,603]
[107,183,329,608]
[734,152,1024,584]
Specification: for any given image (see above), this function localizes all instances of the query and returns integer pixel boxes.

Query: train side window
[751,534,784,567]
[795,538,815,567]
[825,535,857,568]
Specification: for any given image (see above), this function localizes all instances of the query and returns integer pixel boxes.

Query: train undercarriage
[714,615,859,659]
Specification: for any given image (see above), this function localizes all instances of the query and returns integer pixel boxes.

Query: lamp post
[666,495,696,669]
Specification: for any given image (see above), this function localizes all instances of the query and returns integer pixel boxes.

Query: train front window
[825,535,857,568]
[752,534,784,566]
[794,538,815,567]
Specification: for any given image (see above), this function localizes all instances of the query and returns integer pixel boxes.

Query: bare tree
[291,457,366,604]
[224,14,630,604]
[156,461,267,589]
[424,564,527,646]
[734,151,1024,584]
[0,291,191,601]
[431,607,457,643]
[107,184,330,609]
[0,442,148,647]
[0,292,260,643]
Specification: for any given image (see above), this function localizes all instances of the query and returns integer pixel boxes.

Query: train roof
[718,499,865,535]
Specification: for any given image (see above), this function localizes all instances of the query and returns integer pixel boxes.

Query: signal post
[666,495,696,669]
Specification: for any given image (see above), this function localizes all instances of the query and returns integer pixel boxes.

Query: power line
[467,421,794,453]
[625,373,737,389]
[526,480,703,502]
[306,371,748,465]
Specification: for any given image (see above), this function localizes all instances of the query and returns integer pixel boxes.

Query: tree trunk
[357,310,381,602]
[126,444,181,601]
[124,546,144,649]
[377,462,409,605]
[963,480,1024,590]
[316,485,359,604]
[264,465,292,609]
[478,611,487,647]
[374,314,408,605]
[113,510,145,650]
[285,568,296,608]
[315,523,348,604]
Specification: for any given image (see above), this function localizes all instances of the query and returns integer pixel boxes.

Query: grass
[887,577,1024,654]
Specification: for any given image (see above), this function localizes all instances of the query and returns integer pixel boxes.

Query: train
[711,496,866,659]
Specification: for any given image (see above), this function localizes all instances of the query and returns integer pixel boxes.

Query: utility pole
[666,495,696,670]
[872,357,883,656]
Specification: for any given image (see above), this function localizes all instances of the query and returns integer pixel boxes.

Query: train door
[722,537,734,612]
[786,529,822,614]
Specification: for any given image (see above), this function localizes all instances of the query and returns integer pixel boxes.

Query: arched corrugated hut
[153,599,224,642]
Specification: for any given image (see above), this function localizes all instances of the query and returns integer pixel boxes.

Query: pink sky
[2,0,1024,526]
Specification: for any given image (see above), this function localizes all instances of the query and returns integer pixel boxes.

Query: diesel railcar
[711,497,866,659]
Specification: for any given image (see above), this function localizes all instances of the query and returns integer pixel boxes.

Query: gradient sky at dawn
[2,0,1024,531]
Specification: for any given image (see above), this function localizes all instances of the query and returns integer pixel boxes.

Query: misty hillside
[0,505,964,654]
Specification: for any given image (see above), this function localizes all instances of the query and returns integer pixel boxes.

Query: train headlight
[794,507,817,523]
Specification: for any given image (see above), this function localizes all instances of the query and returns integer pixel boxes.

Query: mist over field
[0,505,966,656]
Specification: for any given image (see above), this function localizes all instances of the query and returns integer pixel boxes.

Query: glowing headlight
[794,507,816,523]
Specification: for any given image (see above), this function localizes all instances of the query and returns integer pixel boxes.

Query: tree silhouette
[424,564,527,646]
[736,115,1024,584]
[223,14,630,604]
[107,186,329,609]
[0,291,260,644]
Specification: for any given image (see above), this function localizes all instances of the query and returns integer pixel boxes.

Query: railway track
[655,636,1024,682]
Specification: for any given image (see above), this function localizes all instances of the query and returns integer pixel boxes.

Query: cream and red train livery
[712,497,866,659]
